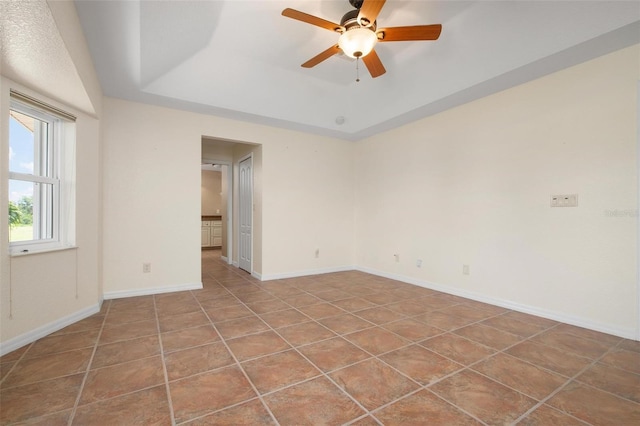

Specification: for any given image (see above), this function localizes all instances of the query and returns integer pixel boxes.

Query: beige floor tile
[472,353,568,400]
[25,330,99,358]
[164,341,235,381]
[374,389,482,425]
[277,321,336,346]
[215,316,269,339]
[319,313,373,335]
[187,399,275,425]
[421,333,496,365]
[430,370,536,425]
[3,251,635,425]
[161,324,220,352]
[329,358,419,410]
[299,337,371,372]
[263,376,365,425]
[576,362,640,403]
[100,319,158,344]
[599,347,640,374]
[73,385,171,425]
[506,340,592,377]
[344,327,409,355]
[259,308,310,328]
[517,404,587,426]
[383,318,443,341]
[531,329,611,359]
[92,335,160,368]
[0,374,83,424]
[80,356,165,404]
[242,349,320,393]
[1,348,92,388]
[547,381,640,425]
[226,331,291,361]
[453,323,523,350]
[381,345,462,385]
[170,365,256,423]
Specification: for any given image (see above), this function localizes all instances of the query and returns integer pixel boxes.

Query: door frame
[636,81,640,341]
[201,158,233,265]
[238,153,253,273]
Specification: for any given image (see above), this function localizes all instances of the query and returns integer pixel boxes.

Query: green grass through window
[9,225,33,242]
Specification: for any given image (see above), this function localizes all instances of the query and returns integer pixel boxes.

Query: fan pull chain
[356,57,361,83]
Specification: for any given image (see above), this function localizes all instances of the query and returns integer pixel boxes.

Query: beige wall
[355,45,639,338]
[0,0,103,351]
[102,97,355,295]
[201,170,222,216]
[2,0,637,354]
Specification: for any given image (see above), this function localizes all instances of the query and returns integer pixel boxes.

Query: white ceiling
[74,0,640,141]
[1,0,95,115]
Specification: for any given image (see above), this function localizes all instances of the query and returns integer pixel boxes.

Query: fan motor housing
[340,9,377,31]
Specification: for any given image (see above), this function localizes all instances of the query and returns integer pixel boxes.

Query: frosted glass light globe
[338,27,377,58]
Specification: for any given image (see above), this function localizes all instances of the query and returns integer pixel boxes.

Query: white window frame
[8,93,74,254]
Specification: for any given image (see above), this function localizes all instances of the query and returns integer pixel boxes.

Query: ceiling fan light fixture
[338,27,377,58]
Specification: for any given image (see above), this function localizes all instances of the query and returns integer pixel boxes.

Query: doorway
[201,162,231,262]
[201,137,261,277]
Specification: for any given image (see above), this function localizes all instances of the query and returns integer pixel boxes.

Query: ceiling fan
[282,0,442,79]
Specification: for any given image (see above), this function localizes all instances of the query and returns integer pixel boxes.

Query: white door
[239,156,252,272]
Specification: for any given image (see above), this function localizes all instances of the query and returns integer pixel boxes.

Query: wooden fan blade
[358,0,386,26]
[282,8,343,32]
[363,49,386,78]
[302,45,341,68]
[378,24,442,41]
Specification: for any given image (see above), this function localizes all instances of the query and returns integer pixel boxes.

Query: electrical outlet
[551,194,578,207]
[143,263,151,273]
[315,248,320,258]
[463,264,470,275]
[416,259,422,268]
[394,254,400,263]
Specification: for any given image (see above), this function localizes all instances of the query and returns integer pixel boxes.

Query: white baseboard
[356,266,638,341]
[103,282,203,300]
[221,256,228,263]
[0,303,102,357]
[259,265,354,282]
[233,261,239,268]
[252,271,262,280]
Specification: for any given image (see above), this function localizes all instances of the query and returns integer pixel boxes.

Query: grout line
[203,260,588,424]
[153,295,178,426]
[243,282,507,423]
[174,396,266,425]
[66,300,109,426]
[215,281,376,421]
[343,413,384,426]
[191,285,282,426]
[0,341,33,388]
[509,338,625,425]
[5,252,629,425]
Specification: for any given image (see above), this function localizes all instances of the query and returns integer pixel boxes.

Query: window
[8,91,76,254]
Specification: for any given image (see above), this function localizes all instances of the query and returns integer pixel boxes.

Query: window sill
[10,245,78,257]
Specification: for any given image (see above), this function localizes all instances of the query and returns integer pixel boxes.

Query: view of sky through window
[9,114,36,202]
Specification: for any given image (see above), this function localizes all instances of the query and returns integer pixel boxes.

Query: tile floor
[1,250,640,425]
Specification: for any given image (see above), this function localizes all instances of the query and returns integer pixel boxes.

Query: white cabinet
[211,221,222,246]
[201,217,222,248]
[201,225,211,247]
